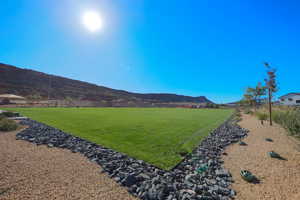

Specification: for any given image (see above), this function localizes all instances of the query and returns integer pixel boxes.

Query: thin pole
[268,88,273,126]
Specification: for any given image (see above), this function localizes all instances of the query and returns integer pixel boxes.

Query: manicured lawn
[6,107,233,169]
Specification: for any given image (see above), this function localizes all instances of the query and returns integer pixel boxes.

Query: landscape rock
[122,175,138,187]
[17,117,248,200]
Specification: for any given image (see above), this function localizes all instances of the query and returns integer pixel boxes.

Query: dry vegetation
[248,106,300,138]
[0,112,18,131]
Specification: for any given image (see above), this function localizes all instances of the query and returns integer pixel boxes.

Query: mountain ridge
[0,63,213,105]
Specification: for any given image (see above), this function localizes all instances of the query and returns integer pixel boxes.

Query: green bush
[235,110,242,117]
[272,110,300,136]
[0,114,5,120]
[206,103,215,108]
[255,112,268,125]
[0,118,18,132]
[256,112,268,121]
[1,111,16,117]
[244,109,253,115]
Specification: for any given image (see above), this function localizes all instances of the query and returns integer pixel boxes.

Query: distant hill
[0,63,213,106]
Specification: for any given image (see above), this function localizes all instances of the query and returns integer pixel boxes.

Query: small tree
[243,83,266,110]
[264,62,277,126]
[243,87,255,107]
[253,82,267,110]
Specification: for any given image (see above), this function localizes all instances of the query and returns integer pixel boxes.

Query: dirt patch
[222,114,300,200]
[0,129,137,200]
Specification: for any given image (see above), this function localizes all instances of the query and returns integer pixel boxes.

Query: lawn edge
[15,112,248,200]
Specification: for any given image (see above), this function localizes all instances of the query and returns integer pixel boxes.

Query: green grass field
[6,107,233,169]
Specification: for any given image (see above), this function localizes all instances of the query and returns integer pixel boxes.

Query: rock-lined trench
[17,119,248,200]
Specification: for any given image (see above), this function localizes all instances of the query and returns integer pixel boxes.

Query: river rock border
[17,118,248,200]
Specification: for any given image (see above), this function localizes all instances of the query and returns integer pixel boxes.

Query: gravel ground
[15,118,248,200]
[222,114,300,200]
[0,129,137,200]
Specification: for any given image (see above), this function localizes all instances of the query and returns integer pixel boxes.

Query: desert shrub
[272,110,300,136]
[1,111,16,118]
[0,114,5,120]
[0,118,18,131]
[206,103,213,108]
[256,112,268,121]
[255,112,268,125]
[244,109,253,115]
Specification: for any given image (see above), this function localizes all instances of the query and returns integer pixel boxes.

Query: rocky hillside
[0,63,213,105]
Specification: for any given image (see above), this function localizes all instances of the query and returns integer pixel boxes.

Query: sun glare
[82,11,103,32]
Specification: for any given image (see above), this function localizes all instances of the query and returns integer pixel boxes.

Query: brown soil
[0,129,137,200]
[223,114,300,200]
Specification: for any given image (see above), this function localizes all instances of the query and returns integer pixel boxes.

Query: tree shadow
[265,138,273,142]
[276,156,288,161]
[250,176,261,184]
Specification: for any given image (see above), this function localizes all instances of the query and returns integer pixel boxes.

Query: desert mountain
[0,63,213,105]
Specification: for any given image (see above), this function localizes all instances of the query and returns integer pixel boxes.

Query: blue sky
[1,0,300,103]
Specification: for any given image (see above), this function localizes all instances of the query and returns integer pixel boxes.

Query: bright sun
[82,11,103,32]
